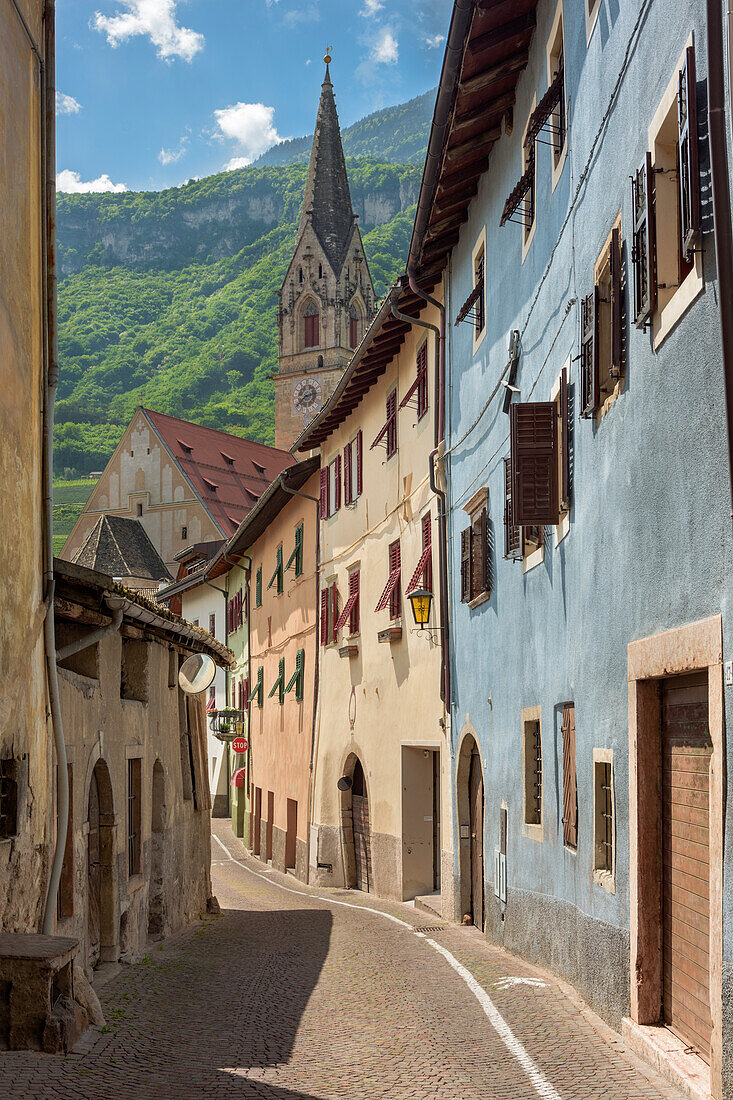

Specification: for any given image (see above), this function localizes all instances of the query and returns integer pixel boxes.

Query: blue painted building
[409,0,733,1095]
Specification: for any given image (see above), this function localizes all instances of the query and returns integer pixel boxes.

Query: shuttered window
[580,289,599,418]
[356,430,363,496]
[268,657,286,706]
[344,441,353,504]
[398,344,429,421]
[609,227,622,378]
[582,228,623,419]
[461,507,490,601]
[678,46,700,260]
[461,526,472,601]
[285,523,304,576]
[320,588,329,646]
[267,545,284,594]
[304,311,320,348]
[631,152,657,328]
[285,649,305,702]
[562,704,577,850]
[331,583,339,644]
[375,541,401,618]
[523,720,542,826]
[333,455,341,511]
[503,458,522,561]
[372,391,398,456]
[335,570,360,635]
[250,666,263,708]
[319,467,329,518]
[474,252,485,335]
[509,402,559,526]
[127,758,142,876]
[255,566,262,608]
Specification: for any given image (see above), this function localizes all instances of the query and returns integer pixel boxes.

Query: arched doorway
[340,753,372,892]
[87,758,116,970]
[148,760,166,937]
[456,732,484,930]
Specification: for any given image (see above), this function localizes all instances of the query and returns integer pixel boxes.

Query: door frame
[455,725,485,929]
[627,615,723,1097]
[85,754,117,968]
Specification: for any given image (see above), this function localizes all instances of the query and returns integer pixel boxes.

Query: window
[335,569,360,636]
[370,389,398,458]
[561,704,577,850]
[168,647,177,689]
[474,250,485,336]
[343,431,363,506]
[57,763,74,919]
[267,546,284,595]
[593,751,615,891]
[299,266,303,284]
[136,503,143,517]
[209,613,216,636]
[586,0,601,41]
[181,526,188,541]
[121,638,149,703]
[285,523,304,577]
[581,226,623,418]
[330,456,341,514]
[207,685,215,712]
[227,589,243,633]
[285,649,305,702]
[248,666,264,708]
[398,344,429,422]
[634,43,703,346]
[304,303,320,348]
[508,401,560,527]
[221,451,235,467]
[375,541,401,620]
[255,565,262,607]
[318,263,323,279]
[349,308,359,349]
[522,101,537,255]
[0,759,18,839]
[460,496,490,605]
[127,758,142,876]
[268,656,286,706]
[522,714,543,834]
[320,582,340,645]
[407,513,433,595]
[546,3,566,182]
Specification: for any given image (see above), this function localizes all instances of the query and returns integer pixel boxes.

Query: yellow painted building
[296,281,453,914]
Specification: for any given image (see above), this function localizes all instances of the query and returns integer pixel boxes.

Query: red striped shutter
[320,588,329,646]
[356,430,363,496]
[422,511,433,590]
[319,467,329,517]
[386,390,397,457]
[334,455,342,511]
[389,540,401,619]
[349,570,360,634]
[331,584,339,643]
[344,442,353,505]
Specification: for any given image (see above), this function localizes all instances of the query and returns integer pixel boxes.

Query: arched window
[317,355,324,369]
[304,302,320,348]
[349,305,359,350]
[299,267,303,284]
[318,263,323,279]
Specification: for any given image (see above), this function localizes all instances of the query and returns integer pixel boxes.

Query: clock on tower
[293,377,323,417]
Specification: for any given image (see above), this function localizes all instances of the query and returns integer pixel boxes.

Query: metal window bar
[500,149,536,228]
[601,763,613,870]
[127,759,136,877]
[533,725,542,819]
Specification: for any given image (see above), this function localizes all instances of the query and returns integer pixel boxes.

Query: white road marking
[495,976,547,990]
[211,830,564,1099]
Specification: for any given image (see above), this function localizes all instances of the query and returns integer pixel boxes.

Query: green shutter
[253,666,263,708]
[268,657,285,705]
[285,648,305,701]
[285,524,304,578]
[255,566,262,607]
[267,545,284,594]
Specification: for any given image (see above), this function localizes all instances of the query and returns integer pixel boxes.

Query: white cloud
[305,58,312,65]
[425,33,445,48]
[56,92,82,115]
[93,0,204,62]
[56,169,128,193]
[360,0,384,14]
[158,135,189,165]
[371,28,398,64]
[214,102,286,167]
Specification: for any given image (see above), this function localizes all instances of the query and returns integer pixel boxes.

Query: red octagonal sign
[232,737,248,754]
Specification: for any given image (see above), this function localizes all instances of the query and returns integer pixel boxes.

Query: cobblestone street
[0,820,686,1100]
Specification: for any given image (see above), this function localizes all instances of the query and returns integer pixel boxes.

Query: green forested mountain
[254,88,436,167]
[55,158,420,474]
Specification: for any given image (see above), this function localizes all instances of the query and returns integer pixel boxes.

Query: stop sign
[232,736,248,754]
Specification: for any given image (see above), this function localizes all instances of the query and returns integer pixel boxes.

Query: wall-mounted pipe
[56,603,124,661]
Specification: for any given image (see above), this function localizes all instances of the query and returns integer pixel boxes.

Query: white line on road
[211,830,563,1100]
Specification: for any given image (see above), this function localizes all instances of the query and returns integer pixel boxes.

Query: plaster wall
[310,299,454,912]
[225,560,250,834]
[54,629,212,974]
[444,0,733,1045]
[246,475,319,879]
[0,0,52,932]
[61,411,218,568]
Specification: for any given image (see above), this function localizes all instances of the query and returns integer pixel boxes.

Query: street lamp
[408,587,433,631]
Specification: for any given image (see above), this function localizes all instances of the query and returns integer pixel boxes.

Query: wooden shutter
[503,457,522,561]
[349,570,360,634]
[386,390,397,457]
[562,704,577,849]
[509,402,559,526]
[580,288,599,418]
[461,527,472,601]
[344,442,353,505]
[560,366,570,510]
[334,455,342,511]
[416,343,429,419]
[388,540,401,618]
[320,588,329,646]
[471,509,487,598]
[305,313,319,347]
[610,227,622,378]
[422,511,433,591]
[678,46,700,260]
[632,152,657,328]
[331,583,339,643]
[319,467,329,517]
[256,566,262,607]
[350,316,358,348]
[356,430,363,496]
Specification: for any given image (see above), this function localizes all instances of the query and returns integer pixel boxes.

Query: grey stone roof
[298,62,356,276]
[72,515,172,583]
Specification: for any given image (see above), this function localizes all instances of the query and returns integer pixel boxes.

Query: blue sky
[55,0,452,194]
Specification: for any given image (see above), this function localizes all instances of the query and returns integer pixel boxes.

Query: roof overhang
[408,0,538,285]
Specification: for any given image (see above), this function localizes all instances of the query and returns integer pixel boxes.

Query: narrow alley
[0,820,685,1100]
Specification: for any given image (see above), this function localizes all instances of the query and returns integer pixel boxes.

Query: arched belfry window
[318,263,323,279]
[317,355,324,369]
[299,267,303,284]
[349,305,360,349]
[304,301,320,348]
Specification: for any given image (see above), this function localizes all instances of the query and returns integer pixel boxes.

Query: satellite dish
[337,775,352,792]
[178,653,216,694]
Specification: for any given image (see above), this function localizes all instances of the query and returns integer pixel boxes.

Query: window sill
[522,821,543,842]
[121,697,148,706]
[339,644,359,659]
[550,137,568,194]
[593,868,616,894]
[127,873,145,895]
[377,622,403,643]
[472,324,487,357]
[521,218,537,265]
[652,261,704,352]
[467,590,491,610]
[554,512,570,548]
[523,543,544,573]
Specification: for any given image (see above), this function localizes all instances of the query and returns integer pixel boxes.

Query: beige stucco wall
[310,294,454,913]
[55,627,212,974]
[225,558,250,833]
[246,473,320,881]
[61,410,220,568]
[0,0,52,931]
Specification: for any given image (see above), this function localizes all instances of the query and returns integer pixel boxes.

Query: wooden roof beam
[467,10,536,57]
[458,50,530,98]
[445,133,497,165]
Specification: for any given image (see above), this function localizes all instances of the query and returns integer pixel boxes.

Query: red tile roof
[143,408,294,537]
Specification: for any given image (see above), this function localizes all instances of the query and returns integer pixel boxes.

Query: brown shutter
[480,507,490,594]
[461,527,472,601]
[331,584,339,643]
[560,366,570,510]
[320,588,329,646]
[509,401,559,526]
[503,457,522,560]
[610,227,622,378]
[562,704,577,849]
[319,468,328,516]
[580,287,599,418]
[344,442,353,505]
[632,151,657,328]
[356,430,363,495]
[678,46,700,260]
[471,513,483,598]
[334,455,342,510]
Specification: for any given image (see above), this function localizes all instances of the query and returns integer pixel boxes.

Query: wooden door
[351,761,372,893]
[266,791,274,862]
[469,753,484,929]
[87,771,101,967]
[285,798,297,870]
[253,787,262,855]
[662,671,713,1062]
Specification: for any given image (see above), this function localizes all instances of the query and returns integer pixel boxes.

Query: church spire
[298,53,356,276]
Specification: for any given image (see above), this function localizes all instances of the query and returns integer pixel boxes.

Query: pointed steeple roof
[298,57,357,276]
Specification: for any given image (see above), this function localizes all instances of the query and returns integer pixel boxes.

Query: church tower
[275,54,377,450]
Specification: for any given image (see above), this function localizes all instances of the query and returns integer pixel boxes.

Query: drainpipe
[706,0,733,537]
[55,598,124,661]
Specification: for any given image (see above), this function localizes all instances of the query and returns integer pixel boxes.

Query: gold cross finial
[324,46,332,64]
